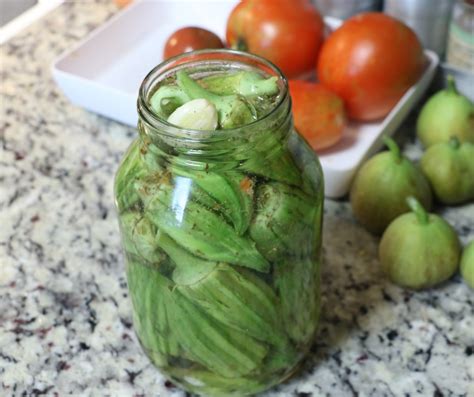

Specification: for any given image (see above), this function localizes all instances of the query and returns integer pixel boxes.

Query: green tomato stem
[383,136,401,161]
[446,74,458,94]
[406,196,429,225]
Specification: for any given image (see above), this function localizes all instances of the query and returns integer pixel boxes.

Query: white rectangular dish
[52,0,439,198]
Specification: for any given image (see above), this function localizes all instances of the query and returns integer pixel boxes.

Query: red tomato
[289,80,346,151]
[226,0,324,78]
[317,13,425,121]
[163,27,224,60]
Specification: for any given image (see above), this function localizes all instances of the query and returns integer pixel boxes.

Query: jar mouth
[137,49,289,142]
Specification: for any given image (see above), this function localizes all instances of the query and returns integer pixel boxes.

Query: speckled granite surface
[1,2,473,396]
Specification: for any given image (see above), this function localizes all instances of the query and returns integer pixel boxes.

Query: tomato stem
[406,196,429,225]
[383,136,401,161]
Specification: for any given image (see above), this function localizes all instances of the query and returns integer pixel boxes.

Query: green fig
[379,197,461,289]
[350,137,432,235]
[417,75,474,147]
[420,138,474,204]
[460,240,474,289]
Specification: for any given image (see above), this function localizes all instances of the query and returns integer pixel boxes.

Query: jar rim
[137,49,289,141]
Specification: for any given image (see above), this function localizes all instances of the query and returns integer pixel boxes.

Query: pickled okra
[119,213,165,264]
[176,70,257,129]
[115,61,323,396]
[170,165,254,235]
[274,258,321,345]
[144,179,269,272]
[126,261,179,365]
[115,140,145,213]
[250,182,317,260]
[199,71,279,97]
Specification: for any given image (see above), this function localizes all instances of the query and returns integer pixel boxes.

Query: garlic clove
[167,98,218,131]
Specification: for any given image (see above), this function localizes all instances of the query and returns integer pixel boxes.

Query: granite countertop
[1,2,473,396]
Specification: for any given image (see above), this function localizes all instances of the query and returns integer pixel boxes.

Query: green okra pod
[149,85,190,118]
[132,216,166,264]
[274,258,321,345]
[168,288,268,377]
[141,142,166,173]
[176,70,257,129]
[119,211,142,258]
[242,147,303,187]
[178,264,285,345]
[225,172,255,235]
[118,212,166,265]
[143,179,270,272]
[250,182,317,260]
[170,165,254,235]
[262,344,299,374]
[199,71,279,97]
[155,230,217,285]
[160,96,184,116]
[115,139,147,213]
[126,262,179,363]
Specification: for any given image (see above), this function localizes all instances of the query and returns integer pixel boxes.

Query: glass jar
[114,50,324,396]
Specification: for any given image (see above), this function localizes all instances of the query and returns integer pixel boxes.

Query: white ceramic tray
[52,0,439,198]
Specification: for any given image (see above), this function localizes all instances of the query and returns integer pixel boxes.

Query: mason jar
[114,50,324,396]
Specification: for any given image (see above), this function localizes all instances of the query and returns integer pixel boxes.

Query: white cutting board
[52,0,438,198]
